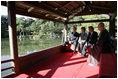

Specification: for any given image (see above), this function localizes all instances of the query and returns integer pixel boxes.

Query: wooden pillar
[109,16,115,37]
[8,1,19,73]
[64,23,68,42]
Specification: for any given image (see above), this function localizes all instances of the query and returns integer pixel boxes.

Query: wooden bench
[98,53,117,78]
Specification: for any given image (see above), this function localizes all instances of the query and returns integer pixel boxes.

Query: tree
[68,14,110,34]
[1,15,8,38]
[1,14,111,39]
[16,17,26,37]
[29,19,43,35]
[25,18,34,35]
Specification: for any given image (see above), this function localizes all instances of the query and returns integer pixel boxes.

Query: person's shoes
[88,63,94,66]
[73,51,75,55]
[84,54,86,57]
[78,51,80,53]
[80,54,84,57]
[78,53,80,55]
[80,53,86,57]
[78,52,81,55]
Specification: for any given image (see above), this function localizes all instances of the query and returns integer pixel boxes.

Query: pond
[1,37,62,60]
[1,36,62,77]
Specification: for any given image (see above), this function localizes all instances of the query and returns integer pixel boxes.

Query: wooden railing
[1,67,14,71]
[1,59,14,64]
[1,59,14,71]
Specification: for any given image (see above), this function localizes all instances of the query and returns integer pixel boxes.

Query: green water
[1,37,62,60]
[1,37,61,77]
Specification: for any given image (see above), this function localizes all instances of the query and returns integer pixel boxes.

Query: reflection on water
[26,50,37,54]
[1,69,13,78]
[1,61,13,77]
[1,37,61,60]
[1,37,61,77]
[1,55,11,61]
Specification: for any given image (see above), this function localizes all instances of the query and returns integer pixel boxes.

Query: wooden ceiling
[1,1,117,23]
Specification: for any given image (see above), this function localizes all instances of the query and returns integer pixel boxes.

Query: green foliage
[1,15,8,27]
[68,14,110,34]
[1,15,8,38]
[1,28,9,38]
[1,14,115,38]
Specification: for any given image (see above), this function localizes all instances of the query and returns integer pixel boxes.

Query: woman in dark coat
[87,23,112,66]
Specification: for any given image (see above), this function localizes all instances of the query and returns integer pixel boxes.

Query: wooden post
[109,16,115,37]
[64,23,68,42]
[8,1,19,73]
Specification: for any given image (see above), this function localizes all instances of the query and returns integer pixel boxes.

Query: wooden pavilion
[1,1,117,78]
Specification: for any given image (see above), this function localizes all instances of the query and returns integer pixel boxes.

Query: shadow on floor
[11,52,88,78]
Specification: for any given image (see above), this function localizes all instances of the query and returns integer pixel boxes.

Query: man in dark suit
[81,26,98,56]
[87,23,112,66]
[96,23,112,53]
[63,26,80,55]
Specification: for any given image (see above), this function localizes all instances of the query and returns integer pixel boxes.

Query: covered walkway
[1,1,117,78]
[11,52,99,78]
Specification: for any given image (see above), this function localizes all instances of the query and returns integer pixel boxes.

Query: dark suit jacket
[86,31,98,45]
[97,29,112,53]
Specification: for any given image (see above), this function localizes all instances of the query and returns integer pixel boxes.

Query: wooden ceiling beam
[110,2,117,20]
[59,2,72,10]
[56,1,71,7]
[110,1,117,13]
[89,5,110,10]
[18,1,66,18]
[75,10,109,16]
[55,1,72,11]
[15,8,64,23]
[67,6,85,19]
[1,1,7,6]
[81,1,86,5]
[67,19,110,24]
[109,10,117,21]
[53,1,72,14]
[90,1,93,4]
[41,2,66,15]
[51,1,62,7]
[42,2,67,16]
[67,1,90,19]
[82,1,91,5]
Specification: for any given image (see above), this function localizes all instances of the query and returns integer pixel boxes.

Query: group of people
[63,22,112,66]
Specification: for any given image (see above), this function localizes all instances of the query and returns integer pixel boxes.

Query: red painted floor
[12,52,99,78]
